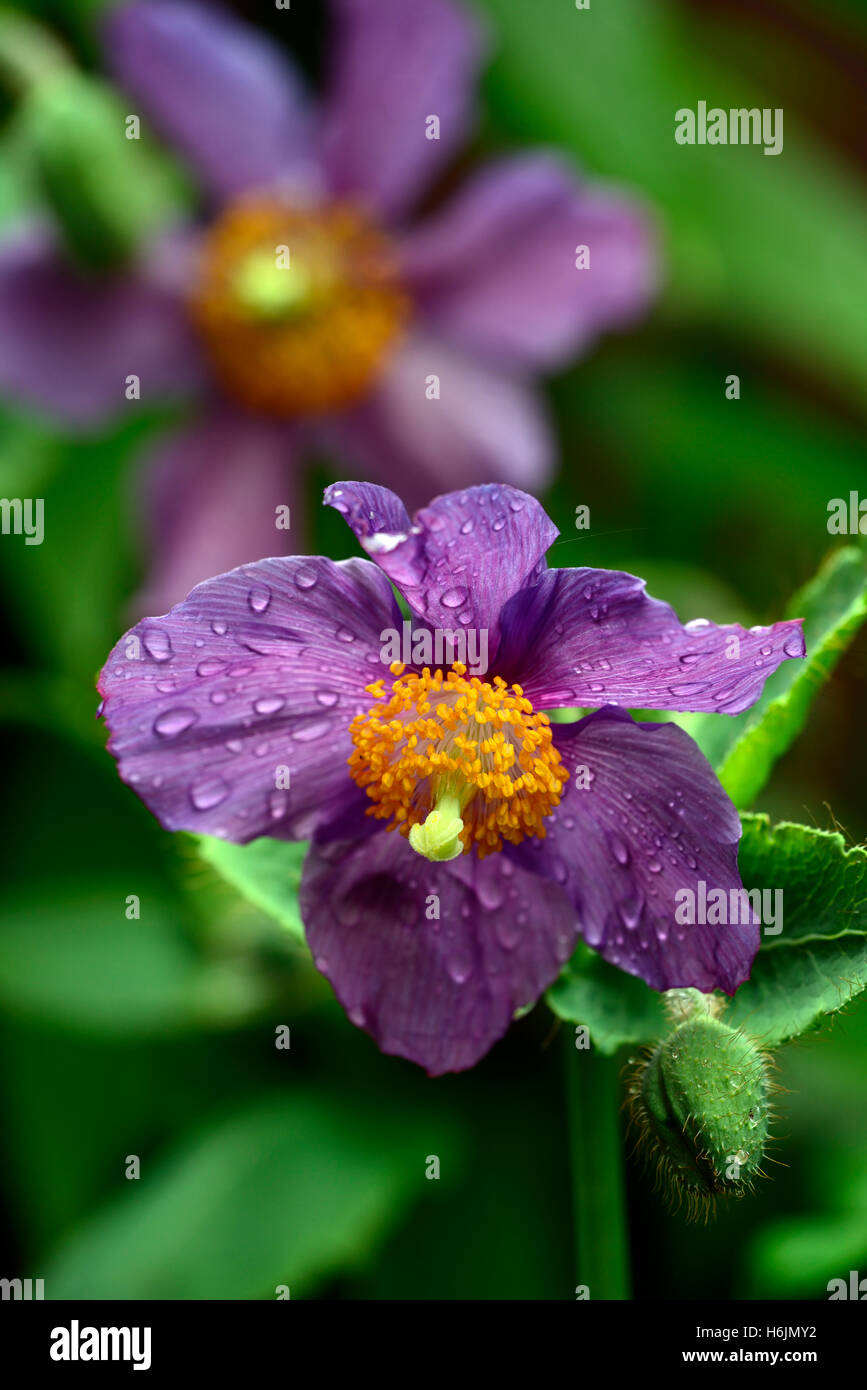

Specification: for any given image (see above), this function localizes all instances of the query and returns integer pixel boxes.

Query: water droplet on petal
[248,585,271,614]
[295,568,317,590]
[609,833,631,867]
[142,628,173,662]
[154,707,198,738]
[447,952,473,985]
[619,895,643,929]
[441,586,469,609]
[254,695,285,715]
[550,856,569,885]
[478,877,505,910]
[190,775,230,810]
[197,657,227,677]
[495,918,521,951]
[336,895,362,926]
[315,690,339,708]
[291,720,331,742]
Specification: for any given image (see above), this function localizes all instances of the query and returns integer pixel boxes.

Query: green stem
[564,1032,631,1299]
[0,10,68,96]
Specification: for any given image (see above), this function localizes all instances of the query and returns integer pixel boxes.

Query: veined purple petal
[132,409,300,617]
[401,156,657,369]
[300,827,578,1075]
[327,332,554,508]
[510,709,759,993]
[324,479,558,658]
[497,566,805,714]
[105,0,317,201]
[320,0,485,218]
[98,555,402,842]
[0,225,199,427]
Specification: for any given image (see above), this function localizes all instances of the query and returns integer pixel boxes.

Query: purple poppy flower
[0,0,656,612]
[97,482,806,1075]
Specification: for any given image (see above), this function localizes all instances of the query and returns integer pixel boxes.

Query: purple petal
[98,555,402,842]
[497,567,806,714]
[325,330,554,511]
[401,156,657,368]
[0,225,199,427]
[300,828,578,1074]
[320,0,485,218]
[131,409,300,617]
[511,709,759,993]
[324,479,557,657]
[105,0,316,201]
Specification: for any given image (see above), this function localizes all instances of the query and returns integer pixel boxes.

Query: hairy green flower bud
[629,992,773,1218]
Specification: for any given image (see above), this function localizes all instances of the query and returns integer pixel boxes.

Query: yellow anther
[348,664,568,859]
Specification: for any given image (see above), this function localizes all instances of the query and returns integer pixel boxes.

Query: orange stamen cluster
[349,662,569,858]
[189,198,408,416]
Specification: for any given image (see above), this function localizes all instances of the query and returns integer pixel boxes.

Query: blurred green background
[1,0,866,1300]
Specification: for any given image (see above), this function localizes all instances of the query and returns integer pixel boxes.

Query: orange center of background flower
[189,199,409,417]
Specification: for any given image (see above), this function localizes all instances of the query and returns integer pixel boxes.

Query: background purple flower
[97,481,805,1075]
[0,0,656,614]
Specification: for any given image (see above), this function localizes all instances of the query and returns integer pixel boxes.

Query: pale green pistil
[408,790,465,862]
[233,249,313,320]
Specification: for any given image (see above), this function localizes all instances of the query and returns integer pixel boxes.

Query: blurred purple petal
[402,156,657,368]
[327,331,554,508]
[320,0,485,217]
[98,555,401,842]
[132,409,300,617]
[105,0,317,201]
[301,826,577,1074]
[0,225,199,428]
[497,567,806,713]
[511,709,758,993]
[324,480,557,655]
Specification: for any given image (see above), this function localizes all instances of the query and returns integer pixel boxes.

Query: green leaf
[728,815,867,1047]
[0,884,265,1035]
[744,1211,867,1300]
[43,1091,448,1299]
[547,942,666,1054]
[0,411,174,678]
[195,835,308,944]
[20,71,191,269]
[738,814,867,946]
[679,547,867,807]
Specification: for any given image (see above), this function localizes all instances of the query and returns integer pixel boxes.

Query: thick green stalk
[564,1033,631,1299]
